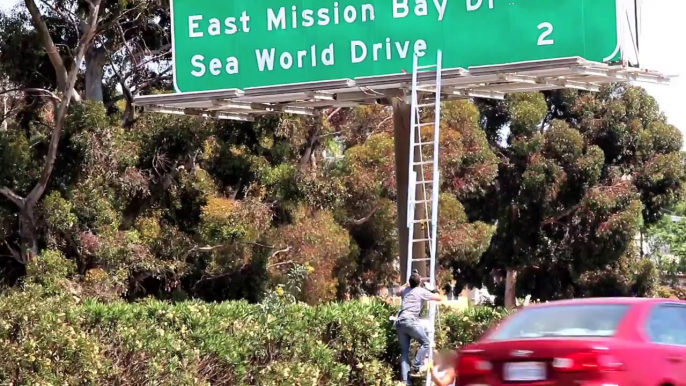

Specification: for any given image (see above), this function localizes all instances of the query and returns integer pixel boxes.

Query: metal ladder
[406,50,443,386]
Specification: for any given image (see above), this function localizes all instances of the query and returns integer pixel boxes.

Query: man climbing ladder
[399,49,444,385]
[396,272,444,384]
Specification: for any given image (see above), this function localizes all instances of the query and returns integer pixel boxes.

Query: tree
[0,0,172,125]
[473,85,683,305]
[0,0,103,263]
[644,200,686,285]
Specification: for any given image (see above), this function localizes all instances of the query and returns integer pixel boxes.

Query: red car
[457,297,686,386]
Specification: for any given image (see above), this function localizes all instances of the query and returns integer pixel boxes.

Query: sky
[0,0,685,137]
[639,0,686,138]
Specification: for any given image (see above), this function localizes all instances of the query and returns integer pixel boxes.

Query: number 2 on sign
[537,22,554,46]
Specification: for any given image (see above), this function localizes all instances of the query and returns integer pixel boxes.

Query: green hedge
[0,286,507,385]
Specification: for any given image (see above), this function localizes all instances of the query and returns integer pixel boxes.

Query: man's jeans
[396,318,430,385]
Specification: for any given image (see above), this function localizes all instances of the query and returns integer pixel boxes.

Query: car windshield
[489,304,630,340]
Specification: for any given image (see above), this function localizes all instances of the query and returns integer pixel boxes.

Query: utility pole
[393,99,428,283]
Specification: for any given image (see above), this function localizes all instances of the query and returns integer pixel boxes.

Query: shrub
[436,306,510,348]
[0,286,506,385]
[657,285,686,300]
[25,250,77,294]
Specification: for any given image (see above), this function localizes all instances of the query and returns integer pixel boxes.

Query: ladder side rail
[425,301,438,386]
[416,131,432,252]
[424,50,443,386]
[406,53,421,282]
[429,50,443,288]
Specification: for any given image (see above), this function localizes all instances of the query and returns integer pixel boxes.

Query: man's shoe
[409,362,430,378]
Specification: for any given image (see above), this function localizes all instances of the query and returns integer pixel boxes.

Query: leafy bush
[657,285,686,300]
[25,250,77,294]
[436,306,510,348]
[0,285,506,385]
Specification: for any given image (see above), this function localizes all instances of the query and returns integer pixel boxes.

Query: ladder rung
[412,199,432,204]
[415,180,433,185]
[415,122,435,128]
[412,238,431,242]
[413,161,434,166]
[417,103,435,108]
[410,219,431,224]
[411,258,432,262]
[414,141,434,146]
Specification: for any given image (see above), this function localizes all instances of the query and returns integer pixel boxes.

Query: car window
[489,304,629,341]
[647,304,686,345]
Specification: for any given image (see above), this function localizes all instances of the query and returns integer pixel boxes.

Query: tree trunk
[505,268,518,309]
[122,92,136,128]
[85,45,107,102]
[393,99,411,283]
[299,120,321,171]
[2,94,7,131]
[18,206,37,263]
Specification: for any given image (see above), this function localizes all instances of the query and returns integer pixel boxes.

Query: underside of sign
[134,57,671,121]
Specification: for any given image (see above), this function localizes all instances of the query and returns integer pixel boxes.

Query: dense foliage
[471,87,684,302]
[645,201,686,284]
[0,0,682,306]
[0,95,500,302]
[0,254,509,386]
[0,2,684,384]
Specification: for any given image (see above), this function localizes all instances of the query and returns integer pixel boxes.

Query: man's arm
[430,293,445,302]
[396,284,408,297]
[420,288,445,302]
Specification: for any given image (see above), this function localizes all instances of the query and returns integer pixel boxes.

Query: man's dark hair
[409,273,422,288]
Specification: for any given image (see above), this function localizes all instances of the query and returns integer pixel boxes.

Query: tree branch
[24,0,80,102]
[102,38,135,127]
[38,0,79,27]
[24,0,66,88]
[244,241,278,249]
[192,271,235,287]
[138,43,172,59]
[270,246,292,260]
[132,71,171,93]
[183,241,281,262]
[326,107,342,121]
[104,71,172,109]
[299,115,323,170]
[0,87,60,101]
[3,241,24,264]
[267,260,294,269]
[377,115,393,131]
[352,207,379,225]
[0,187,24,208]
[181,244,228,261]
[0,87,60,119]
[316,131,343,141]
[127,43,172,73]
[541,204,581,226]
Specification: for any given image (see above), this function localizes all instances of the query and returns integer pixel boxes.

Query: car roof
[525,297,684,308]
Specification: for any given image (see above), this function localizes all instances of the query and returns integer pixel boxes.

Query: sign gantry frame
[134,57,671,121]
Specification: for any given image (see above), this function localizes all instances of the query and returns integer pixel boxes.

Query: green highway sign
[170,0,621,93]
